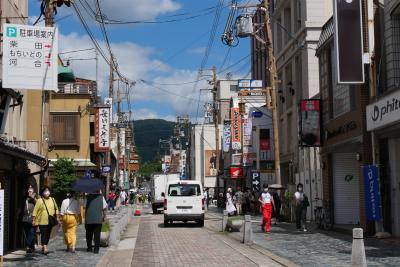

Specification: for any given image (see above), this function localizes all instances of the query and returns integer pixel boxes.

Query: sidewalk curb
[205,210,300,267]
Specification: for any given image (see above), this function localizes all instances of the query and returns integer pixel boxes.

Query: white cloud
[58,32,212,121]
[187,47,206,55]
[88,0,181,22]
[133,108,176,122]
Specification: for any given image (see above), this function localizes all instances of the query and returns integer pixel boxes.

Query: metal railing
[57,82,97,95]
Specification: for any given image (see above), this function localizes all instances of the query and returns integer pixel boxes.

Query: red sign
[230,167,244,179]
[260,138,270,150]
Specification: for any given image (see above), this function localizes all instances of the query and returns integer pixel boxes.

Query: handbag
[302,195,310,208]
[22,199,32,223]
[43,198,58,228]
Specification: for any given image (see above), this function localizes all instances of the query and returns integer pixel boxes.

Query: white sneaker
[303,228,308,232]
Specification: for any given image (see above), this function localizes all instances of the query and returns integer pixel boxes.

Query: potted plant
[100,222,111,247]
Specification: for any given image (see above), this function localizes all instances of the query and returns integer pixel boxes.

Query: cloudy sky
[28,0,254,122]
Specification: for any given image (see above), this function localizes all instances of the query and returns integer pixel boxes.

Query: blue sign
[363,165,382,221]
[252,111,263,118]
[101,165,111,174]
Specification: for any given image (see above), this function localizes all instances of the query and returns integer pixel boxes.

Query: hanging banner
[243,118,253,146]
[363,165,382,221]
[104,97,113,122]
[205,150,217,176]
[95,107,110,152]
[223,121,231,152]
[299,99,321,147]
[243,146,255,166]
[231,107,242,150]
[230,167,244,179]
[2,24,58,90]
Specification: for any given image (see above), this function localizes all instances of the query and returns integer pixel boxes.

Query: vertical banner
[363,165,382,221]
[0,190,4,256]
[299,99,321,147]
[223,121,231,152]
[242,146,254,166]
[231,107,242,150]
[104,97,113,123]
[205,150,217,176]
[333,0,364,83]
[95,107,110,152]
[243,118,253,146]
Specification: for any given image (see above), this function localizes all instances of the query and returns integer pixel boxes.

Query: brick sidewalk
[207,207,400,267]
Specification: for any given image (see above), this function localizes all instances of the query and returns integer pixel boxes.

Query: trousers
[39,225,52,246]
[85,224,102,250]
[62,214,78,248]
[23,222,36,249]
[261,203,273,232]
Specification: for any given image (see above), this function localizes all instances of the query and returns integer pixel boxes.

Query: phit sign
[231,107,242,150]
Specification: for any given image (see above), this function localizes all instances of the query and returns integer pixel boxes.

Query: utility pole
[212,66,221,194]
[117,80,122,189]
[263,0,281,185]
[106,55,114,195]
[45,0,54,27]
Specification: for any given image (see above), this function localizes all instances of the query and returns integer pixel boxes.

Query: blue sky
[28,0,255,122]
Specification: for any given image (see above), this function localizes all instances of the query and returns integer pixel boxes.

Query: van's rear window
[168,184,201,197]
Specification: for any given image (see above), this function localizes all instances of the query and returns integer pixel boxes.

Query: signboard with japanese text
[104,97,113,122]
[95,107,110,152]
[223,121,231,152]
[299,99,322,147]
[0,190,4,256]
[231,153,242,166]
[243,118,252,146]
[363,165,382,221]
[231,107,242,150]
[2,24,58,90]
[243,146,254,166]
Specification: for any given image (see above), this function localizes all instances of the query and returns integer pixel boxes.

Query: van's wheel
[164,219,169,227]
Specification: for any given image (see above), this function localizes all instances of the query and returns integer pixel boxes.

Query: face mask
[43,190,50,197]
[298,187,303,192]
[66,193,71,198]
[264,188,268,192]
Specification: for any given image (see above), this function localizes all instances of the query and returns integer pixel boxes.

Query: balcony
[57,82,97,95]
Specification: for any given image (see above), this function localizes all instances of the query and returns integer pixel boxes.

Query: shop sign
[231,153,242,166]
[299,99,321,147]
[366,90,400,131]
[243,118,252,146]
[223,121,231,152]
[2,24,58,90]
[231,107,242,150]
[101,165,111,174]
[243,146,254,166]
[95,107,110,152]
[362,165,382,221]
[230,167,244,179]
[260,161,274,173]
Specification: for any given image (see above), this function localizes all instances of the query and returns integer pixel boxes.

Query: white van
[163,180,204,227]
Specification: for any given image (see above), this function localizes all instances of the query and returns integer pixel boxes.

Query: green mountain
[133,119,175,162]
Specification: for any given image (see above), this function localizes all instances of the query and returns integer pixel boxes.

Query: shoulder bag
[43,198,58,228]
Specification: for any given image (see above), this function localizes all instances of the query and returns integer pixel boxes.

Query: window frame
[49,112,80,147]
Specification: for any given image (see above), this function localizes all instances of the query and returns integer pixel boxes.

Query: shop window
[390,11,400,91]
[49,112,80,146]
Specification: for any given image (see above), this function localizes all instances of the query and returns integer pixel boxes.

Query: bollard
[242,215,253,244]
[351,228,367,267]
[222,210,228,232]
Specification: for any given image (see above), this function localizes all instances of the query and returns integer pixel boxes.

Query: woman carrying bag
[32,186,60,255]
[22,186,37,253]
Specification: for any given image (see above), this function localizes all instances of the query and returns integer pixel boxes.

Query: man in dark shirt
[85,191,107,253]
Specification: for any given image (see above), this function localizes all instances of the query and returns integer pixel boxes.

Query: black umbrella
[71,178,103,193]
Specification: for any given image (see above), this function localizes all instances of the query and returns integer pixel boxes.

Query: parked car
[163,180,204,227]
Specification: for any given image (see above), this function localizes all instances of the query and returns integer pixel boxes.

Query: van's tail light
[164,198,167,210]
[202,198,205,210]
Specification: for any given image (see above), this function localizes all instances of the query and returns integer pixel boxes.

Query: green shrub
[101,222,111,232]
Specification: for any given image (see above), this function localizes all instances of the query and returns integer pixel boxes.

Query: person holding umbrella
[85,190,107,253]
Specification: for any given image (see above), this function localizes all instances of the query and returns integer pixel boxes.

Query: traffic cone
[134,208,141,216]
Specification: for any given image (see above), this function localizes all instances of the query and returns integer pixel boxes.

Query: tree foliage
[52,157,76,203]
[137,161,162,183]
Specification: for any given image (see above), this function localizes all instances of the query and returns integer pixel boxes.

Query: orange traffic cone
[134,209,141,216]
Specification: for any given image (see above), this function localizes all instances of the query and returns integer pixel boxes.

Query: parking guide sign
[2,24,58,90]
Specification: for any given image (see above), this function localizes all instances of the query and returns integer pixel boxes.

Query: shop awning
[0,140,48,168]
[58,65,76,83]
[49,160,97,169]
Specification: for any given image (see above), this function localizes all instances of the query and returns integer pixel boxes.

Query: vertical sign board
[2,24,58,90]
[0,190,4,256]
[251,170,261,192]
[223,121,231,152]
[363,165,382,221]
[333,0,364,83]
[299,99,322,147]
[243,118,253,146]
[231,107,242,150]
[95,107,110,152]
[104,98,113,123]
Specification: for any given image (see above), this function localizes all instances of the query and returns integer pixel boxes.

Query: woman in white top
[259,184,275,233]
[225,188,236,216]
[60,191,81,253]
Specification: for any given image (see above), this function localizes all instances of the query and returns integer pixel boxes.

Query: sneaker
[303,228,308,232]
[86,247,93,252]
[93,249,99,254]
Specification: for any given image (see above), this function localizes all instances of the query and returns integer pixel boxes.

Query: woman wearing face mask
[60,191,80,253]
[32,186,59,255]
[294,183,309,232]
[259,184,275,233]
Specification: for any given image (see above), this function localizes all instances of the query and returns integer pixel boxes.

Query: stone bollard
[351,228,367,267]
[242,215,253,244]
[222,210,228,232]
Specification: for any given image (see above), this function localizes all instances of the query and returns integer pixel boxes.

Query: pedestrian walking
[259,184,275,233]
[294,183,309,232]
[32,186,59,255]
[225,188,236,216]
[60,191,80,253]
[203,188,208,209]
[119,190,127,206]
[85,191,107,254]
[272,191,281,224]
[243,187,252,214]
[22,186,37,253]
[107,190,116,211]
[234,187,243,215]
